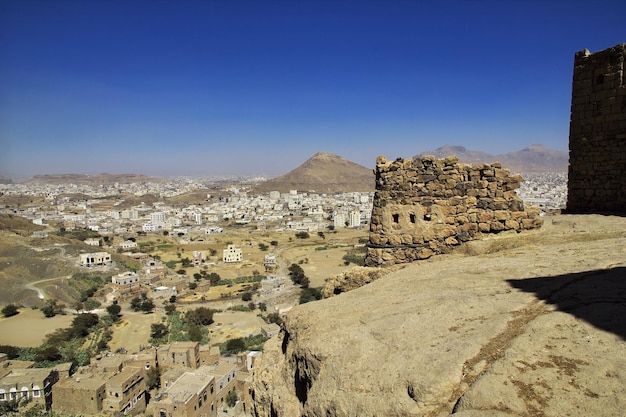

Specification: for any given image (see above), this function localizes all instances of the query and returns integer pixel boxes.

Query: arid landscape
[253,213,626,417]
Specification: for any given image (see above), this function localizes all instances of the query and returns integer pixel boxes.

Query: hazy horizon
[1,1,624,178]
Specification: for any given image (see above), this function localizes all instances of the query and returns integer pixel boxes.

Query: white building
[333,212,346,228]
[79,252,112,267]
[223,245,242,263]
[119,240,138,250]
[205,226,223,234]
[349,210,361,228]
[112,271,139,286]
[151,212,166,223]
[142,222,161,233]
[84,238,100,247]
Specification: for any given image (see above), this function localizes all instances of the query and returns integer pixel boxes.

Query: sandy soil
[210,310,268,345]
[0,308,75,347]
[108,310,165,353]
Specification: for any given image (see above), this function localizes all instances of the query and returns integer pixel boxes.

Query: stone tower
[566,43,626,213]
[365,156,543,267]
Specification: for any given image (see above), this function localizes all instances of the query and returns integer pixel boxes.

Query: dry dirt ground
[107,310,166,353]
[0,308,75,347]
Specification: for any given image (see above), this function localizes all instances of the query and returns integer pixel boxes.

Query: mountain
[254,152,374,194]
[416,144,568,172]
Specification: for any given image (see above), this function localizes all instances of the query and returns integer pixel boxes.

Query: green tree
[225,338,246,354]
[185,307,214,326]
[140,298,155,313]
[258,302,267,312]
[226,389,238,407]
[40,304,56,318]
[288,263,307,286]
[106,303,121,318]
[35,346,62,362]
[188,324,202,342]
[207,272,221,285]
[130,296,143,311]
[299,287,323,304]
[164,304,177,315]
[0,345,20,359]
[266,312,283,325]
[70,313,99,338]
[258,243,268,251]
[146,366,161,390]
[270,240,278,247]
[151,323,168,339]
[241,292,252,302]
[2,304,19,317]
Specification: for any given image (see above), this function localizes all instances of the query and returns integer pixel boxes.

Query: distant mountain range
[253,152,375,194]
[415,144,568,173]
[13,145,567,191]
[25,173,164,185]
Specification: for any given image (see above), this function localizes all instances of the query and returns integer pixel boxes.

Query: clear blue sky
[1,0,624,178]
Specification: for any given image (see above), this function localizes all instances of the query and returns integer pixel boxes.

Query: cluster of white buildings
[1,177,375,238]
[516,172,567,210]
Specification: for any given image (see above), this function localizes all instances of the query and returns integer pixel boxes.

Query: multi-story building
[222,245,242,263]
[101,366,146,415]
[157,342,201,370]
[150,367,216,417]
[52,373,107,416]
[349,210,361,228]
[0,366,59,411]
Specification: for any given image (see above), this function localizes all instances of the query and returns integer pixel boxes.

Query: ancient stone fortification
[365,155,542,266]
[567,43,626,213]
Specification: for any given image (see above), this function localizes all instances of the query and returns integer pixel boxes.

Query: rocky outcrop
[251,214,626,417]
[366,156,543,267]
[321,266,396,298]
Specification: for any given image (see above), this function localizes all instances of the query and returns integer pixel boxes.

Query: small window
[424,214,432,221]
[596,74,605,84]
[409,214,416,224]
[392,214,399,223]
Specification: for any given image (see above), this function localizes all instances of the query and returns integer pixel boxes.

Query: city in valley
[0,171,566,417]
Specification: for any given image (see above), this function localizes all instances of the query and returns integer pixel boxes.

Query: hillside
[416,144,568,173]
[254,152,375,194]
[25,173,164,185]
[252,213,626,417]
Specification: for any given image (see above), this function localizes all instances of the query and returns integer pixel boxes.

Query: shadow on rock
[507,266,626,340]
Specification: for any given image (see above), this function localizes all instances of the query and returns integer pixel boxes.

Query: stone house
[208,362,237,410]
[260,323,280,338]
[52,373,107,416]
[150,366,216,417]
[157,342,201,370]
[0,367,59,411]
[101,366,146,415]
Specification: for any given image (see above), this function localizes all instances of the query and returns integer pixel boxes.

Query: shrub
[2,304,19,317]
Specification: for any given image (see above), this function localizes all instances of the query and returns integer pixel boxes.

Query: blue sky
[1,0,624,178]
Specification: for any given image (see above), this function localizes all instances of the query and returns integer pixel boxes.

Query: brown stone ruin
[365,155,543,266]
[567,43,626,214]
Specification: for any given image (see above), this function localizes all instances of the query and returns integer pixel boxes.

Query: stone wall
[567,43,626,213]
[365,155,542,266]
